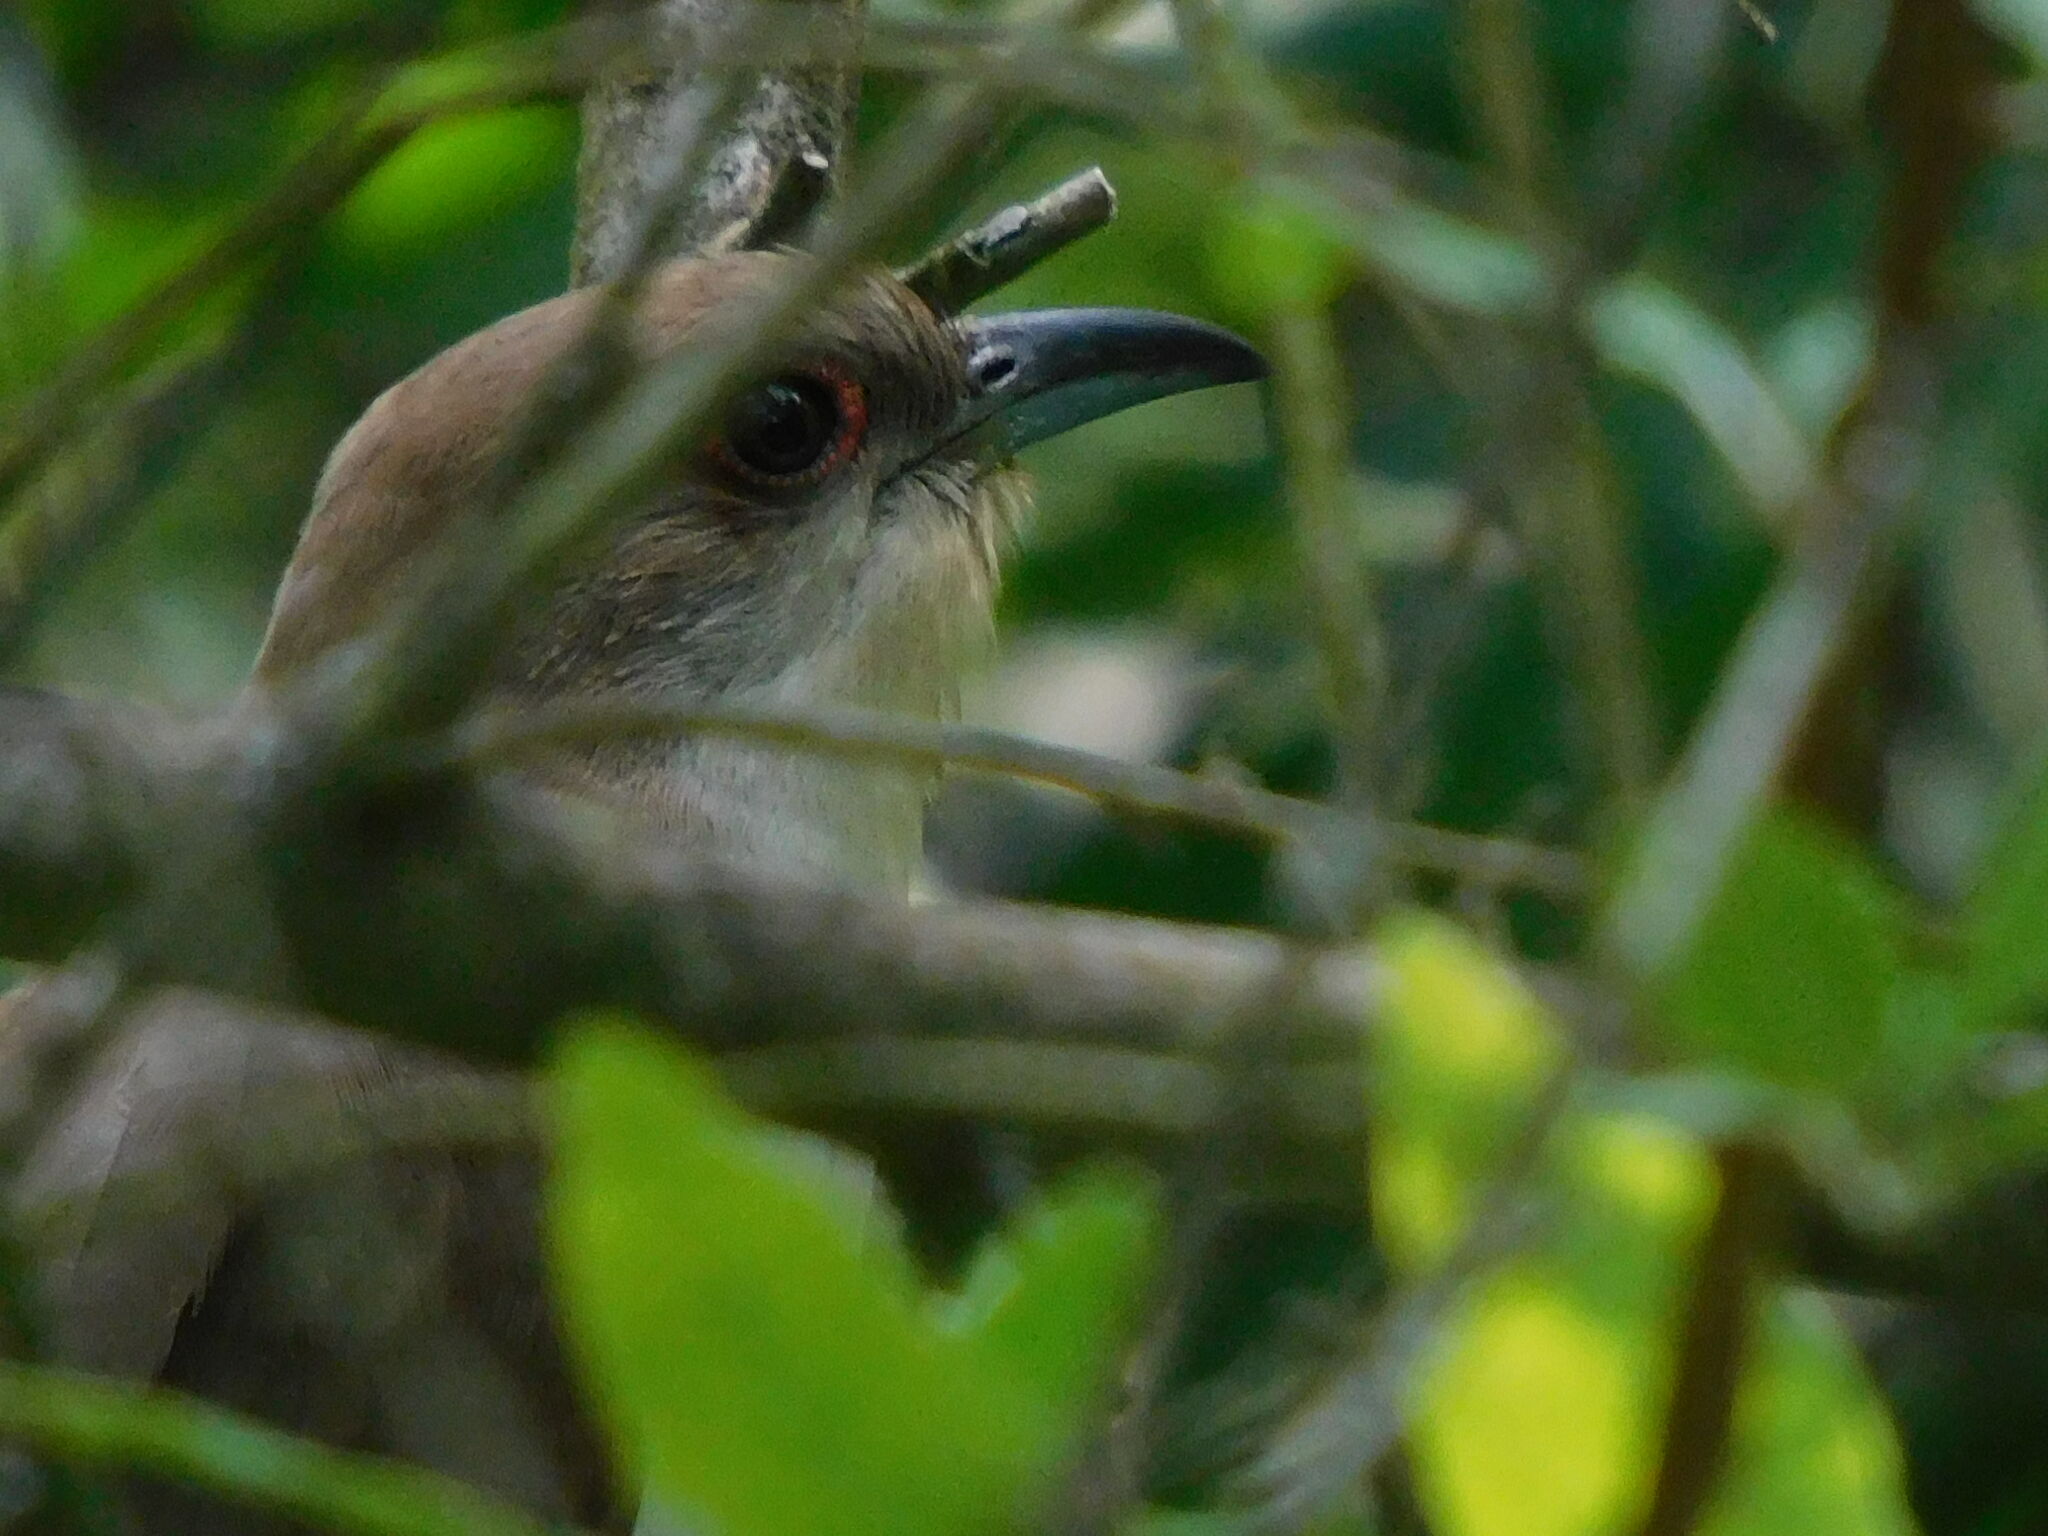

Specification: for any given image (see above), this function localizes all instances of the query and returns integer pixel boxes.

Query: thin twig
[1597,472,1897,978]
[1268,306,1393,828]
[1633,1144,1767,1536]
[1045,949,1332,1535]
[722,1038,1365,1160]
[444,696,1590,898]
[1379,499,1517,819]
[1504,397,1661,820]
[0,14,648,522]
[1152,0,1395,887]
[1460,0,1556,232]
[1248,1066,1574,1530]
[1082,0,1403,905]
[1431,0,1734,825]
[898,167,1118,315]
[1580,0,1734,277]
[1602,0,1988,979]
[0,1362,573,1536]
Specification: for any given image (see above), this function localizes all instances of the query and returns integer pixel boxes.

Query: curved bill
[946,307,1268,460]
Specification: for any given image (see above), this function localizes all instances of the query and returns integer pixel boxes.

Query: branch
[1633,1144,1765,1536]
[1248,1067,1569,1529]
[0,16,642,523]
[0,1362,569,1536]
[0,692,1378,1071]
[8,691,2048,1307]
[446,696,1589,898]
[8,1037,1362,1275]
[572,0,865,283]
[897,167,1118,314]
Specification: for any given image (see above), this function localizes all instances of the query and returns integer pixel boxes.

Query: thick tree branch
[572,0,865,283]
[3,690,2048,1306]
[0,693,1378,1072]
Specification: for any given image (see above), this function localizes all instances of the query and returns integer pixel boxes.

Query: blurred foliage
[17,0,2048,1533]
[1375,919,1914,1536]
[546,1021,1159,1536]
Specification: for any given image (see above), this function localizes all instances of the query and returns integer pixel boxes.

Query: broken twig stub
[571,0,865,285]
[899,166,1117,314]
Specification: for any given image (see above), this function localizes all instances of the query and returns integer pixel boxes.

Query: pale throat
[561,479,1022,892]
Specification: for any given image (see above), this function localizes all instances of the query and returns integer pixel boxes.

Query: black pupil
[725,375,839,478]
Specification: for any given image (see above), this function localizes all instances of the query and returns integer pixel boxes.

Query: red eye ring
[711,363,868,488]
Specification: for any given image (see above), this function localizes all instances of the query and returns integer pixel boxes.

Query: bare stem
[1249,1067,1573,1529]
[446,696,1589,898]
[0,16,643,523]
[0,1362,568,1536]
[898,167,1118,315]
[1460,0,1555,231]
[573,0,863,283]
[1734,1,1778,43]
[1633,1144,1766,1536]
[1270,306,1393,823]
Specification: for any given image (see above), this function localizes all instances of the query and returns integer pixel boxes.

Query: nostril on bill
[970,348,1017,392]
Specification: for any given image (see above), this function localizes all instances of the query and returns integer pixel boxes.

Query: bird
[1,248,1265,1531]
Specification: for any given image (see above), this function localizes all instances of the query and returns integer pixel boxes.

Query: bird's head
[254,251,1264,878]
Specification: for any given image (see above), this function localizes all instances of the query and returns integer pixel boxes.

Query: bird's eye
[713,368,867,486]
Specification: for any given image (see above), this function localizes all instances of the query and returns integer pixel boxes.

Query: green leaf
[1371,918,1918,1536]
[1369,912,1563,1271]
[940,1163,1161,1417]
[1656,811,1906,1099]
[1705,1293,1920,1536]
[1961,758,2048,1025]
[546,1018,1157,1536]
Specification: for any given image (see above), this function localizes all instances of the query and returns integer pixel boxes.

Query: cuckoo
[3,249,1265,1530]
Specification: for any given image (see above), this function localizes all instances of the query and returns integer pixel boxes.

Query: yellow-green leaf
[1658,812,1906,1099]
[1371,917,1917,1536]
[1372,912,1563,1269]
[546,1017,1156,1536]
[1962,758,2048,1026]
